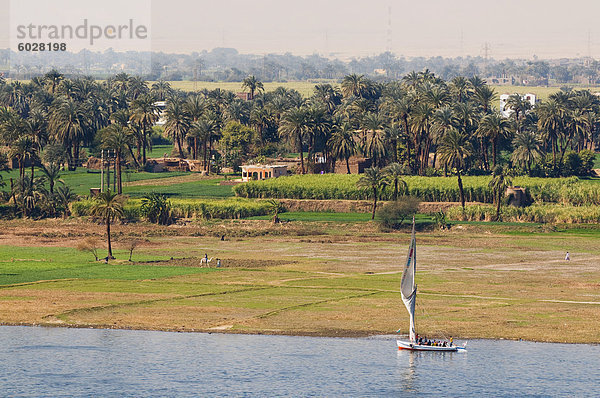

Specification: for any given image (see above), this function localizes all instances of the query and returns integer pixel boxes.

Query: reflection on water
[1,327,598,397]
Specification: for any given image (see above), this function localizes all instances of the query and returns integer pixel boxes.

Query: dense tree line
[6,48,600,84]
[0,69,598,218]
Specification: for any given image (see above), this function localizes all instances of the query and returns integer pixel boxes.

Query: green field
[0,245,213,285]
[0,169,233,198]
[0,219,599,342]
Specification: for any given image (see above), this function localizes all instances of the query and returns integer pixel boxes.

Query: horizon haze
[0,0,598,59]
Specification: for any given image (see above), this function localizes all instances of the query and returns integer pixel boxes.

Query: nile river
[1,326,598,397]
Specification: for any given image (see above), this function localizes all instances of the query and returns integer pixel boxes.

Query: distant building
[499,93,537,117]
[241,164,287,182]
[236,92,252,101]
[485,76,515,85]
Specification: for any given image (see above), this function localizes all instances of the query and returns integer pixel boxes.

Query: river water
[1,326,598,397]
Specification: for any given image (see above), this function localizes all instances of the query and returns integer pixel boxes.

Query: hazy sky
[1,0,598,59]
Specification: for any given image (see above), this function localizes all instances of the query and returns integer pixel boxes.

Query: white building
[499,93,537,118]
[241,164,288,182]
[153,101,167,126]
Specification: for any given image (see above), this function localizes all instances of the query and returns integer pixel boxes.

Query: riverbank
[1,219,599,343]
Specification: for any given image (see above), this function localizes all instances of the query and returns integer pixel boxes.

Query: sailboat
[396,218,466,352]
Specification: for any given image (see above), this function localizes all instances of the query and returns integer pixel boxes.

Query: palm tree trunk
[458,171,465,211]
[371,187,377,220]
[203,141,208,172]
[492,139,498,168]
[480,138,489,170]
[127,145,140,169]
[116,152,122,194]
[495,193,501,221]
[142,128,147,165]
[73,142,80,171]
[346,157,351,174]
[106,217,113,258]
[297,128,305,174]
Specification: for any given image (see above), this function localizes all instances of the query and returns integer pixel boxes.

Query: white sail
[400,218,417,342]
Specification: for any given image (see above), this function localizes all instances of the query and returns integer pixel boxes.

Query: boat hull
[397,340,459,352]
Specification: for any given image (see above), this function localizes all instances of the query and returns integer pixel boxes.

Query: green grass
[0,169,233,198]
[123,178,233,198]
[594,153,600,169]
[0,245,214,286]
[146,144,174,158]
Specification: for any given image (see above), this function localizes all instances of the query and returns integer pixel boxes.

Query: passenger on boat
[450,337,453,347]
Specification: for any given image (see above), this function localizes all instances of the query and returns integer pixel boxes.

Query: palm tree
[489,166,512,221]
[188,117,216,167]
[53,184,78,218]
[511,130,543,174]
[250,106,271,144]
[129,94,159,165]
[90,190,125,259]
[101,124,134,194]
[313,84,342,114]
[449,76,471,103]
[11,175,48,218]
[329,122,357,174]
[472,84,497,114]
[437,129,473,210]
[504,94,531,133]
[341,74,367,98]
[241,75,264,100]
[40,163,62,194]
[43,69,64,94]
[49,98,88,170]
[164,99,191,158]
[536,99,564,168]
[477,111,511,168]
[357,167,388,220]
[279,107,308,174]
[150,80,173,101]
[8,136,35,187]
[384,163,408,200]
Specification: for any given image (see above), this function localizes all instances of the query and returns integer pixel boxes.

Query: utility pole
[483,42,490,73]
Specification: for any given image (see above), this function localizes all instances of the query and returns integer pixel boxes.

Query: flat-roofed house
[241,164,287,182]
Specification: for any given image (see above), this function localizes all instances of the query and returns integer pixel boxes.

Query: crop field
[73,197,271,220]
[234,174,600,206]
[0,219,599,343]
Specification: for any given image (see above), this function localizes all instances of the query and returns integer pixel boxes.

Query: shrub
[140,193,173,225]
[377,196,420,230]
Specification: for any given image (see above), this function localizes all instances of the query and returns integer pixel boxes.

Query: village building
[241,164,287,182]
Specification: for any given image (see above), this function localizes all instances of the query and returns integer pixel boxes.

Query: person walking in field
[565,252,570,261]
